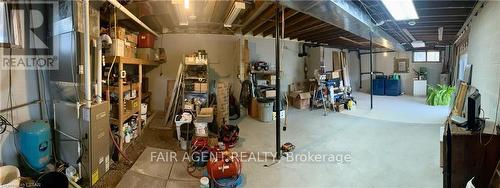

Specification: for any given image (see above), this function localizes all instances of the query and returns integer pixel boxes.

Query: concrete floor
[113,94,445,188]
[344,92,449,124]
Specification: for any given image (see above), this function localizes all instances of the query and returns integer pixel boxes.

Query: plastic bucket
[0,165,20,188]
[141,103,148,115]
[180,138,187,150]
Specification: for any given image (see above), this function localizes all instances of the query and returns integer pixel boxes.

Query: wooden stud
[118,62,124,151]
[138,64,142,135]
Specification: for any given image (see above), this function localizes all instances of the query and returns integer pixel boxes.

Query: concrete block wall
[349,51,444,95]
[146,34,305,111]
[467,1,500,120]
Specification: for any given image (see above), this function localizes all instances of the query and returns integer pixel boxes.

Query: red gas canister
[138,32,155,48]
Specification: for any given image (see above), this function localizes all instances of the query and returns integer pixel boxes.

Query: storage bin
[372,79,385,95]
[137,32,155,48]
[384,79,401,96]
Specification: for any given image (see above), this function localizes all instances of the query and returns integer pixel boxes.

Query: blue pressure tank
[17,120,51,171]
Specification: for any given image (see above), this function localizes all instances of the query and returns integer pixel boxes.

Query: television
[466,90,482,131]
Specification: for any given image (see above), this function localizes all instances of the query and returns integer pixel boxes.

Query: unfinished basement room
[1,0,499,187]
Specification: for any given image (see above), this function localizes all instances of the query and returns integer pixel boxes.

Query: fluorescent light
[411,41,425,48]
[402,28,416,41]
[438,27,444,41]
[224,1,246,27]
[184,0,189,9]
[381,0,419,21]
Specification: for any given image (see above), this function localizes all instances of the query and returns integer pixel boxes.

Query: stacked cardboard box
[125,33,138,45]
[124,41,136,58]
[288,82,311,109]
[289,91,311,109]
[269,75,276,86]
[216,81,229,127]
[194,83,208,93]
[110,26,126,40]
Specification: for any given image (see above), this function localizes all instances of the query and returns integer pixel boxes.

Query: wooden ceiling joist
[239,1,272,32]
[261,13,310,37]
[252,8,297,36]
[289,26,338,39]
[241,5,276,35]
[285,23,330,38]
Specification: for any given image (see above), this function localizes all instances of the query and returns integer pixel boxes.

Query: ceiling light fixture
[375,20,386,26]
[438,27,444,41]
[381,0,419,21]
[184,0,189,9]
[224,1,246,28]
[402,29,416,41]
[411,41,425,48]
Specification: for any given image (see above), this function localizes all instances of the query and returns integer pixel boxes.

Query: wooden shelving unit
[104,56,159,153]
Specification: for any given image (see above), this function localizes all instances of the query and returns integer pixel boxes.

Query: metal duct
[280,0,404,51]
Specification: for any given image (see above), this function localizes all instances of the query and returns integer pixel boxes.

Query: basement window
[0,2,8,45]
[0,2,24,48]
[413,50,441,63]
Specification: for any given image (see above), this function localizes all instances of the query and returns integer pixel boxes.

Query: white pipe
[97,42,102,104]
[107,0,160,37]
[83,0,91,107]
[96,34,112,104]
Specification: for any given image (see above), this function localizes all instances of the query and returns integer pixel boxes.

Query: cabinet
[413,80,427,96]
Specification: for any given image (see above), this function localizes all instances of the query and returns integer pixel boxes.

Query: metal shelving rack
[182,55,210,109]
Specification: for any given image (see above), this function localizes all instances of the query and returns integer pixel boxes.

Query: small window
[413,50,441,63]
[0,2,8,44]
[413,51,427,62]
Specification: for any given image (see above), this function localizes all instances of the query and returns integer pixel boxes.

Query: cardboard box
[106,39,125,57]
[110,26,126,40]
[331,71,340,79]
[256,80,267,86]
[334,102,345,112]
[125,33,138,44]
[124,42,136,58]
[289,91,311,109]
[194,83,208,93]
[216,81,229,126]
[265,90,276,98]
[137,48,157,61]
[125,98,140,111]
[289,82,306,93]
[197,107,214,123]
[269,75,276,86]
[248,98,259,119]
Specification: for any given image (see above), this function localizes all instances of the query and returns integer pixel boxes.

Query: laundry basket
[0,165,20,188]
